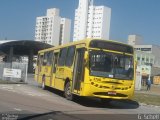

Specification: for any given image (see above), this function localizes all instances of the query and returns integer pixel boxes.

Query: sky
[0,0,160,45]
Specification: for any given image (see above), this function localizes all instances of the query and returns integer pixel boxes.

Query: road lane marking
[14,108,22,111]
[0,86,16,92]
[0,85,45,97]
[2,87,13,89]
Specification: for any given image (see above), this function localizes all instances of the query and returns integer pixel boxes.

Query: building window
[141,48,151,51]
[137,57,140,61]
[150,59,153,63]
[146,58,149,62]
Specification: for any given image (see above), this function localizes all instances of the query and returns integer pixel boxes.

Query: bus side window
[39,55,44,66]
[65,46,75,67]
[43,51,53,66]
[46,51,53,66]
[37,55,40,66]
[43,52,48,66]
[53,53,58,73]
[58,48,68,66]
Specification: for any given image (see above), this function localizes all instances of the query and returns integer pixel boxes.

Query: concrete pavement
[0,84,160,120]
[136,84,160,96]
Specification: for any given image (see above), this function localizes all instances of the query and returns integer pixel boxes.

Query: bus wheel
[42,76,46,90]
[64,82,73,100]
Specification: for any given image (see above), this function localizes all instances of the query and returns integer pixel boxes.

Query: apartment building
[35,8,71,46]
[73,0,111,41]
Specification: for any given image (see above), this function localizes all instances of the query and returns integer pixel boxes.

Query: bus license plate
[108,91,116,95]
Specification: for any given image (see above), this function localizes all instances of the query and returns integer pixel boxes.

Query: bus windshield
[89,50,134,80]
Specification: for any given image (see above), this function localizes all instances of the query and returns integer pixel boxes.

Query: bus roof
[38,38,133,54]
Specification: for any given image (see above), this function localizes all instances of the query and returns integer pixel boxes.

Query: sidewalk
[26,73,39,86]
[135,84,160,96]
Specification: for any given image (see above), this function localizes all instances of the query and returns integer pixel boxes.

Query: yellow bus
[35,39,135,102]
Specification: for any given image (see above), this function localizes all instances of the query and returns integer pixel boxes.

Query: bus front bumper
[82,83,134,100]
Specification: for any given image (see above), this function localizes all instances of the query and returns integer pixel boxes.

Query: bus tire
[42,76,46,90]
[64,82,73,100]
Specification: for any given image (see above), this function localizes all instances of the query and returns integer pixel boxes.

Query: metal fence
[0,62,28,83]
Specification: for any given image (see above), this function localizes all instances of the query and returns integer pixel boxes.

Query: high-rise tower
[35,8,71,46]
[73,0,111,41]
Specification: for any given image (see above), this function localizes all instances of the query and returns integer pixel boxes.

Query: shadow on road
[45,87,139,109]
[73,96,139,109]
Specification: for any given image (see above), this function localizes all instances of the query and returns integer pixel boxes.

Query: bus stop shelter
[0,40,53,73]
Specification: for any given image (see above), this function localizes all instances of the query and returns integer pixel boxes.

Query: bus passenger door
[51,52,58,87]
[73,48,85,94]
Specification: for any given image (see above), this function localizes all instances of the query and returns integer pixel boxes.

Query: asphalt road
[0,84,160,120]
